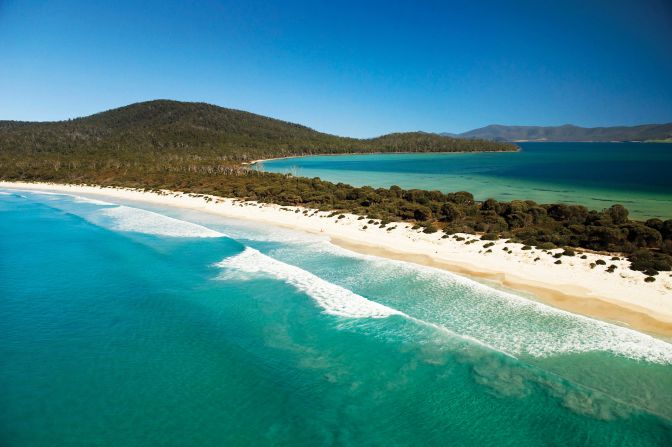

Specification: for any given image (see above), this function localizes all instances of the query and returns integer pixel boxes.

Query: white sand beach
[3,181,671,337]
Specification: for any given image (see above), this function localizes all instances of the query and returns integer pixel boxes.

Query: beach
[3,180,671,338]
[244,146,522,166]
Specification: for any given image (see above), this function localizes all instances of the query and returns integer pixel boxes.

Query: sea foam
[72,196,115,206]
[10,189,115,206]
[403,265,672,364]
[215,248,402,319]
[265,243,672,364]
[97,206,225,238]
[362,259,672,363]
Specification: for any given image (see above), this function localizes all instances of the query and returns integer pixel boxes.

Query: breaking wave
[215,248,401,319]
[261,243,672,364]
[346,255,672,364]
[5,189,115,206]
[96,206,225,238]
[214,248,512,355]
[72,196,115,205]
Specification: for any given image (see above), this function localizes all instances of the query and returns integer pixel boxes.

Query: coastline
[2,180,671,338]
[245,147,521,166]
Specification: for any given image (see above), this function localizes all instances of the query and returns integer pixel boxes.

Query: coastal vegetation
[1,100,671,274]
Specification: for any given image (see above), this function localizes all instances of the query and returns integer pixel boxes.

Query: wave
[215,247,512,357]
[215,248,402,318]
[12,190,225,238]
[354,258,672,364]
[72,196,115,205]
[222,224,329,244]
[7,189,115,206]
[264,243,672,364]
[96,206,226,238]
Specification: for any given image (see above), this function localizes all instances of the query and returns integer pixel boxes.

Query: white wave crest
[356,258,672,363]
[72,196,114,205]
[97,206,225,238]
[6,189,115,206]
[266,244,672,364]
[220,223,329,244]
[215,248,402,318]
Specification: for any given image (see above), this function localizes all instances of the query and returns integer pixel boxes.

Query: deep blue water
[1,190,671,446]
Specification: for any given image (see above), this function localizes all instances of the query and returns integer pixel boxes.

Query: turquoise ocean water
[259,142,672,220]
[1,190,672,446]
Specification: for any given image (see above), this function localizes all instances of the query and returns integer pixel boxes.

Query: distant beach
[245,145,523,166]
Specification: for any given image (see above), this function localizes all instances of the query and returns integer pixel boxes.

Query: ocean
[259,142,672,220]
[1,190,671,446]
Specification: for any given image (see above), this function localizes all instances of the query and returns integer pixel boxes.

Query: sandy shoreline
[245,147,522,166]
[3,181,671,338]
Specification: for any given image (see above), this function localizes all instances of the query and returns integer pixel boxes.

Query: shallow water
[1,190,671,446]
[259,142,672,220]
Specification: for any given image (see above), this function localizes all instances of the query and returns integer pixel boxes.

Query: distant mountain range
[441,123,672,142]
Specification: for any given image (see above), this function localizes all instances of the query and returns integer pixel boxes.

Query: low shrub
[423,225,439,234]
[628,249,672,272]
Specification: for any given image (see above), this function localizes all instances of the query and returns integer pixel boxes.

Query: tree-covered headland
[1,100,670,276]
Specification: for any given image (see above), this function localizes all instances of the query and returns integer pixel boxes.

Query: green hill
[0,100,515,162]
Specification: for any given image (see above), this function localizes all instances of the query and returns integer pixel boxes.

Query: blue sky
[1,0,671,137]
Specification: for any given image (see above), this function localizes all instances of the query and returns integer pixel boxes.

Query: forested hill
[450,123,672,142]
[0,100,515,161]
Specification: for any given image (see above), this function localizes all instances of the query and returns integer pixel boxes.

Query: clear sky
[1,0,671,137]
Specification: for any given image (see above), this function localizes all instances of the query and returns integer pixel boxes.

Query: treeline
[0,100,515,161]
[2,153,671,276]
